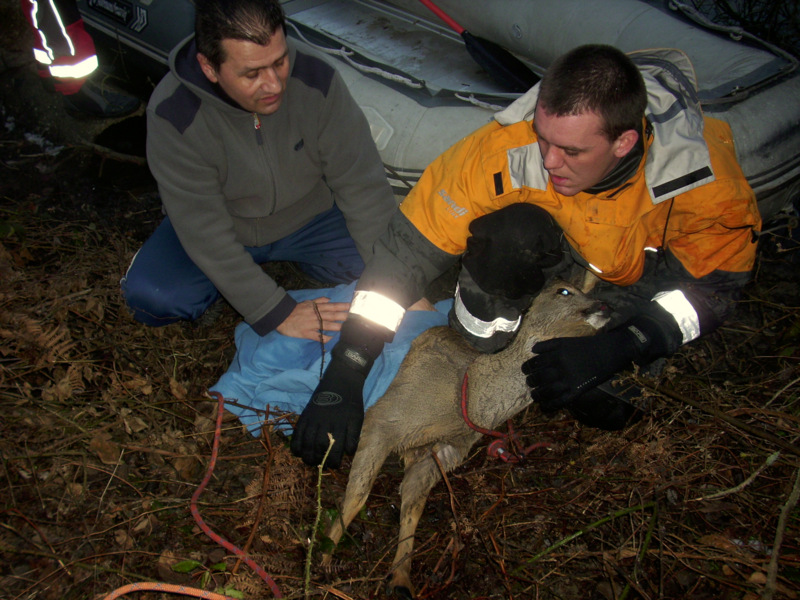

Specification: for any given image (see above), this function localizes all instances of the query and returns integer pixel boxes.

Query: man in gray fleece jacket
[121,0,396,342]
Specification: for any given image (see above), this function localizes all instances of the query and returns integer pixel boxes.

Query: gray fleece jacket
[146,35,396,335]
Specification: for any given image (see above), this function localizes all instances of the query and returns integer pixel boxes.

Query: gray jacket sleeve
[315,70,396,260]
[145,86,295,334]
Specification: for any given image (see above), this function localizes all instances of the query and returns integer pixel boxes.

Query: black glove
[290,317,388,468]
[521,313,673,412]
[462,203,564,298]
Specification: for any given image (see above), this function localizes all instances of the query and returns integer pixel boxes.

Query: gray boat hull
[77,0,800,219]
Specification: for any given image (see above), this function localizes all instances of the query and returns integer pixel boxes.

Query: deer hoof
[391,585,415,599]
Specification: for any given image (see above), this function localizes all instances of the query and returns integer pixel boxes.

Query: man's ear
[613,129,639,158]
[197,53,219,84]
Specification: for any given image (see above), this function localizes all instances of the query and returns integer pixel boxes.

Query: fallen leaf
[157,550,195,584]
[697,533,740,553]
[172,455,199,481]
[114,529,134,550]
[89,433,121,465]
[170,377,188,400]
[748,571,767,585]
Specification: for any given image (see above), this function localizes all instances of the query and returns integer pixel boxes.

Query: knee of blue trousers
[298,254,365,285]
[120,271,218,327]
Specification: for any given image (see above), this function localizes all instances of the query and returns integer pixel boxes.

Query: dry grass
[2,123,799,600]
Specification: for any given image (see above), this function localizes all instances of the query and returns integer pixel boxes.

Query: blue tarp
[211,282,452,436]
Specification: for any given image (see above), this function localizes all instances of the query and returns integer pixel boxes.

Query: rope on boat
[338,52,424,88]
[454,92,505,112]
[668,0,799,69]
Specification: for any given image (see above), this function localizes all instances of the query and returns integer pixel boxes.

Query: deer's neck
[464,344,533,430]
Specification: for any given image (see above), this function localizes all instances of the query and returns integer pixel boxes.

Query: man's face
[198,28,290,115]
[533,104,633,196]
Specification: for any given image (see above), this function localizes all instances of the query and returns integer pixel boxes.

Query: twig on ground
[763,464,800,600]
[305,434,335,598]
[512,502,657,573]
[639,380,800,456]
[691,451,781,501]
[232,418,275,577]
[78,141,147,166]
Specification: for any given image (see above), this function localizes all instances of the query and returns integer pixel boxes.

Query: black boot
[63,76,140,119]
[568,381,646,431]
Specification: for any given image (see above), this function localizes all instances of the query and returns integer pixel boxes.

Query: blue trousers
[121,205,365,327]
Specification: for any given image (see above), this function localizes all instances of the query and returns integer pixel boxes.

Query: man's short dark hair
[195,0,286,69]
[537,44,647,141]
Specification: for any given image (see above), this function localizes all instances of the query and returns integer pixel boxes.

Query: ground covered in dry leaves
[2,6,800,600]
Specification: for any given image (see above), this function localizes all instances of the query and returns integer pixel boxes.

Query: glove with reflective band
[453,204,565,353]
[462,203,564,298]
[448,266,533,354]
[521,312,672,412]
[290,317,388,468]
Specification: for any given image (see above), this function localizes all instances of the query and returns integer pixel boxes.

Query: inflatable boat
[77,0,800,220]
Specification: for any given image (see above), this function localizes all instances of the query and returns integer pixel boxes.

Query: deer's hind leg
[389,443,467,598]
[322,429,392,565]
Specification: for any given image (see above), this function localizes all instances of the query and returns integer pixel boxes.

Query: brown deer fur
[323,280,608,597]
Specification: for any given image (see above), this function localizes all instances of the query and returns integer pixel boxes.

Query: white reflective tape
[350,290,405,333]
[33,48,53,65]
[644,247,659,253]
[33,0,76,61]
[453,284,521,339]
[49,55,98,79]
[653,289,700,344]
[587,262,603,273]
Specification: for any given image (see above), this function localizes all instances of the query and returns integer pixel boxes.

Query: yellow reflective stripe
[49,55,98,79]
[453,284,520,338]
[350,290,405,333]
[653,290,700,344]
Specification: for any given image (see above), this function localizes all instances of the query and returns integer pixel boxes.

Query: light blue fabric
[211,282,452,436]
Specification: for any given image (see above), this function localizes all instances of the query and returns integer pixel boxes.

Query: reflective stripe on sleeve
[33,48,53,65]
[652,289,700,344]
[49,55,99,79]
[31,0,75,62]
[350,290,406,333]
[453,284,521,338]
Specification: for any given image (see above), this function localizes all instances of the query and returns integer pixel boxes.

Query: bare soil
[2,3,800,600]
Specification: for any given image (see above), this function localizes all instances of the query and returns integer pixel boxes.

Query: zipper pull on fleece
[252,112,263,145]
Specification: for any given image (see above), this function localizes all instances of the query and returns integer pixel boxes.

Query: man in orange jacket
[291,44,761,468]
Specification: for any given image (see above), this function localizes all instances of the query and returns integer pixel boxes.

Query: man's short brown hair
[537,44,647,140]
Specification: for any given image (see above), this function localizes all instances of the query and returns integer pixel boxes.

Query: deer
[321,279,610,598]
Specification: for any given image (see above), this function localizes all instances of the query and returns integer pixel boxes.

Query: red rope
[460,372,550,463]
[100,391,282,599]
[101,582,241,600]
[190,391,282,597]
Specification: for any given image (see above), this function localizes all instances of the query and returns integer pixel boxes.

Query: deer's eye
[557,288,572,296]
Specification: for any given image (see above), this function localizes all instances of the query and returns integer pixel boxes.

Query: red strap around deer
[460,371,551,463]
